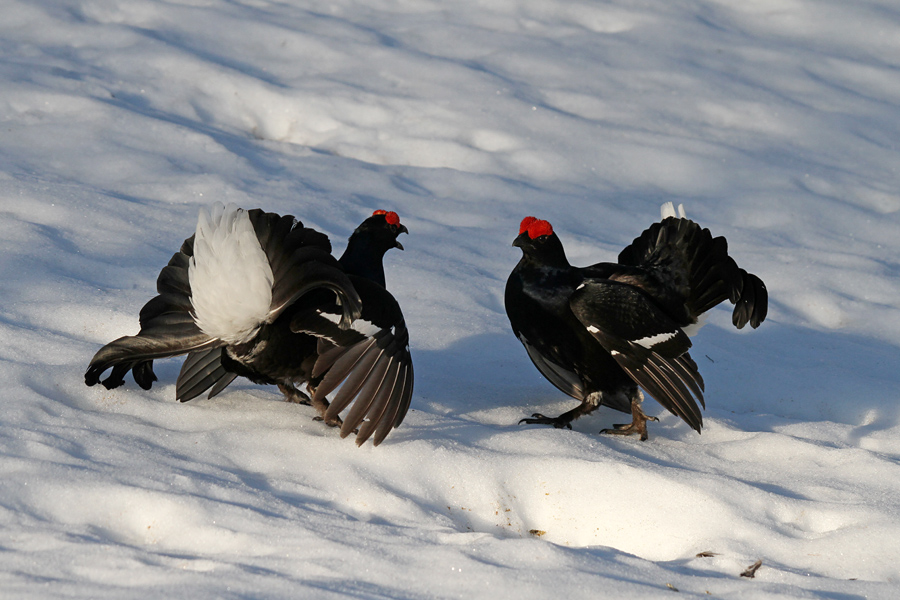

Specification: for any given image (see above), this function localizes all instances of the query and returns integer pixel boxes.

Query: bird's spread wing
[290,277,413,446]
[570,279,705,432]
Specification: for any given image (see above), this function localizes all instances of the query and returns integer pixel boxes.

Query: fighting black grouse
[85,204,413,446]
[505,203,767,440]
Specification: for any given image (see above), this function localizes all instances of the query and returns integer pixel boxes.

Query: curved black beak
[512,232,528,248]
[395,224,409,250]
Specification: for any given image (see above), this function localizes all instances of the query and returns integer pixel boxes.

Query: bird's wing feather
[570,279,705,432]
[290,276,413,446]
[516,334,585,400]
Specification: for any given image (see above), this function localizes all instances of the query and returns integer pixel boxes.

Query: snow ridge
[188,203,274,344]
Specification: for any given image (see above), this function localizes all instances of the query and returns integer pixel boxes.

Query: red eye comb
[373,210,400,226]
[520,217,553,239]
[519,216,538,235]
[528,219,553,239]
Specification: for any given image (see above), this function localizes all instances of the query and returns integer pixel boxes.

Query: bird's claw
[518,413,573,430]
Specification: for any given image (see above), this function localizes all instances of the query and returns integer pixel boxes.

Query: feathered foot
[600,400,658,441]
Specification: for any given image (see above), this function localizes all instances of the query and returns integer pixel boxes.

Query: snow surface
[3,0,900,598]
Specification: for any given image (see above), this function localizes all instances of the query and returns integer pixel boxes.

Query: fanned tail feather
[619,205,768,329]
[732,269,767,329]
[85,321,217,390]
[244,208,362,329]
[86,228,214,390]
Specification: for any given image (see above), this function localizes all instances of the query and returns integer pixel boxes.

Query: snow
[2,0,900,597]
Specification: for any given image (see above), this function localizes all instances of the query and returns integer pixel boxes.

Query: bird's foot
[278,383,312,405]
[600,413,658,441]
[518,413,573,430]
[277,383,355,432]
[283,390,312,405]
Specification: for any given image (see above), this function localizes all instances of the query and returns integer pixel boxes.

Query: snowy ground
[3,0,900,598]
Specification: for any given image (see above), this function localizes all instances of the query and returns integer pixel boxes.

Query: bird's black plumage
[85,205,412,446]
[505,206,767,440]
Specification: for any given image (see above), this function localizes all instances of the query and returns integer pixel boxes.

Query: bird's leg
[519,400,597,430]
[600,397,658,441]
[278,382,343,428]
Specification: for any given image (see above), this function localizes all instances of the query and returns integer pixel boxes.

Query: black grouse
[85,204,413,446]
[505,203,767,440]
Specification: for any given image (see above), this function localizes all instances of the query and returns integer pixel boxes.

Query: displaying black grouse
[505,203,767,440]
[85,204,413,447]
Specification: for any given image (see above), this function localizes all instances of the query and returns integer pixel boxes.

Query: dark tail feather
[271,259,363,329]
[176,347,234,402]
[620,215,768,330]
[90,362,142,390]
[732,270,767,329]
[132,361,158,390]
[245,209,362,328]
[679,224,768,330]
[85,315,216,390]
[86,227,209,392]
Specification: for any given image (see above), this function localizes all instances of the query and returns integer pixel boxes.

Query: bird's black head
[352,210,409,252]
[512,216,569,267]
[340,210,409,287]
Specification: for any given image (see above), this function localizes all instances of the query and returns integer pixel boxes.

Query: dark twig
[741,559,763,578]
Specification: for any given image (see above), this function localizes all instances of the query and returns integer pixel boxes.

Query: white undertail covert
[188,203,274,344]
[660,202,687,220]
